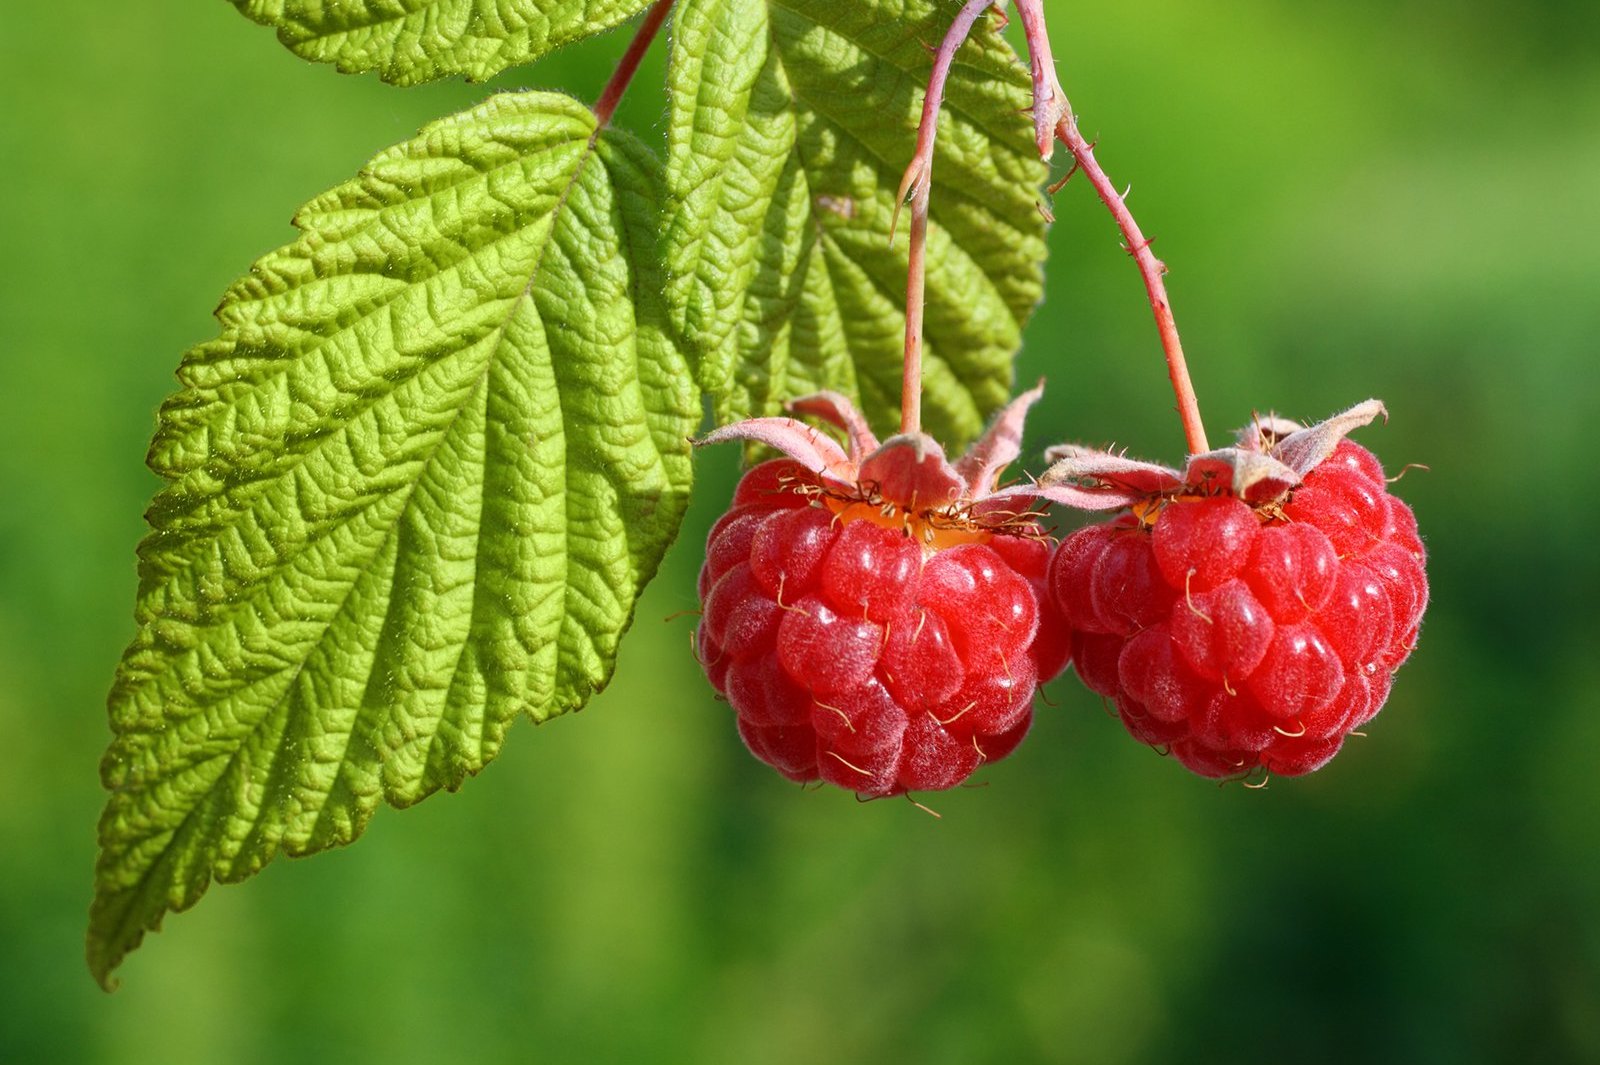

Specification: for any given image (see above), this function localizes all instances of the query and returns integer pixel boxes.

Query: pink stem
[897,0,995,437]
[1012,0,1067,159]
[1054,114,1209,455]
[592,0,675,130]
[1008,0,1209,456]
[901,195,928,437]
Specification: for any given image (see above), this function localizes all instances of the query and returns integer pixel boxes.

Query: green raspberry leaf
[663,0,1048,448]
[229,0,655,84]
[89,91,695,989]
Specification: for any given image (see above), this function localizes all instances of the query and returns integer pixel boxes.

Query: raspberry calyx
[696,388,1070,797]
[1035,401,1427,781]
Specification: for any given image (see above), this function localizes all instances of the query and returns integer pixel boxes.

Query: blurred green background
[3,0,1598,1061]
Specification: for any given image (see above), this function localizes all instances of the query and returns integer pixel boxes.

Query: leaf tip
[85,904,133,993]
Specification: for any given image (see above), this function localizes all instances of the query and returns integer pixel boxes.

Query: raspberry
[1039,402,1426,780]
[695,389,1067,796]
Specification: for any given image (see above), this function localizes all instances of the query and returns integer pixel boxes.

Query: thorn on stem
[889,159,928,249]
[1047,159,1081,195]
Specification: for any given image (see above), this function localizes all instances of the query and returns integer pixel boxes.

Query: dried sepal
[1234,413,1303,451]
[955,381,1044,496]
[1185,447,1299,504]
[858,435,965,511]
[697,388,1049,530]
[698,416,855,484]
[1269,400,1387,478]
[1039,400,1393,511]
[1036,445,1186,509]
[787,391,881,462]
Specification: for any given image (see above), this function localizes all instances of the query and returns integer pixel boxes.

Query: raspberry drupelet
[695,389,1070,797]
[1037,401,1426,780]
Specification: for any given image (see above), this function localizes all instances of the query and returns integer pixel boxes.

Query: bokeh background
[3,0,1598,1061]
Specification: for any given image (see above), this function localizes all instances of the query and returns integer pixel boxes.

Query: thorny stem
[592,0,675,131]
[901,0,1210,456]
[895,0,996,436]
[1017,0,1209,454]
[1053,113,1209,455]
[1011,0,1067,159]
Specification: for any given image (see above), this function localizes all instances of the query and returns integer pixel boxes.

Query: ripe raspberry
[695,389,1068,796]
[1038,401,1426,780]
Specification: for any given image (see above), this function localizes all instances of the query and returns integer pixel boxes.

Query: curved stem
[895,0,995,437]
[1003,0,1207,455]
[1053,114,1208,455]
[593,0,676,130]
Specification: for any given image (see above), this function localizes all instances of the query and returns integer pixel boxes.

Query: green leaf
[89,91,695,989]
[229,0,655,84]
[663,0,1048,447]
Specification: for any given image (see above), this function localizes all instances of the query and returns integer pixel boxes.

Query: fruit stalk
[1011,0,1208,455]
[901,191,929,437]
[907,0,1211,455]
[897,0,995,437]
[1051,112,1209,456]
[592,0,676,130]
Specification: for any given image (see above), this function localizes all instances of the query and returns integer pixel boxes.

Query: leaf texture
[89,91,695,988]
[229,0,655,84]
[663,0,1048,447]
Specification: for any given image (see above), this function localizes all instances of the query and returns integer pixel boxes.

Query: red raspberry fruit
[696,389,1069,796]
[1037,401,1426,780]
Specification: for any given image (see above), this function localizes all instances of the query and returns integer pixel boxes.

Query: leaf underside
[229,0,655,84]
[89,91,696,988]
[663,0,1049,448]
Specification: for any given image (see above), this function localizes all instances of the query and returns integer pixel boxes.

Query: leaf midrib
[143,133,602,622]
[103,117,611,962]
